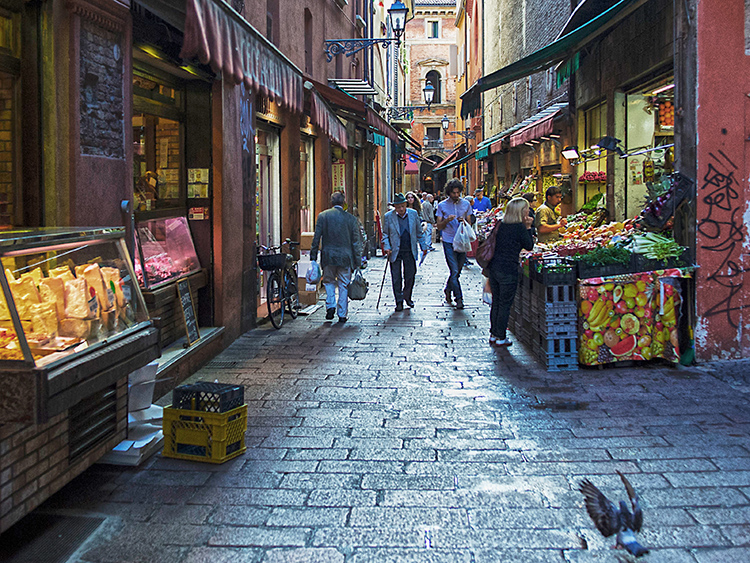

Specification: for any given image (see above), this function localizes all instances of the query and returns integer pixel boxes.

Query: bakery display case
[134,216,201,289]
[0,228,160,423]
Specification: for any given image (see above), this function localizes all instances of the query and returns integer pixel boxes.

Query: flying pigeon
[579,470,649,558]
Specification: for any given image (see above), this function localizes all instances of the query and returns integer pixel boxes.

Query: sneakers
[489,336,497,346]
[455,299,465,309]
[444,289,452,304]
[494,338,512,347]
[325,308,335,320]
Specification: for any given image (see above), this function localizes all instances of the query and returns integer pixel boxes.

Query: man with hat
[382,193,421,311]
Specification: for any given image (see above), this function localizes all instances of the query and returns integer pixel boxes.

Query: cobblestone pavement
[37,251,750,562]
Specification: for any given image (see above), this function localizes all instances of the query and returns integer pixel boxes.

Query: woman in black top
[487,197,534,347]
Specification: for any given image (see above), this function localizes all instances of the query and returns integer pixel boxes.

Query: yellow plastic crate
[162,404,247,463]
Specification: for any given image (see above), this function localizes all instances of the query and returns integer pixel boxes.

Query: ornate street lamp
[423,82,435,110]
[324,0,409,62]
[441,115,450,131]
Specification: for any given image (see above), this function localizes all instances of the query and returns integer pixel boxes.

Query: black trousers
[488,270,518,340]
[390,250,416,304]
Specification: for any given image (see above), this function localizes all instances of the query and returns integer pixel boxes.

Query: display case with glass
[0,228,150,369]
[134,216,201,289]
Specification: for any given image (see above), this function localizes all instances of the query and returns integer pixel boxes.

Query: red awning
[181,0,304,114]
[310,91,348,148]
[366,107,399,143]
[510,111,559,147]
[432,144,464,169]
[490,139,505,154]
[405,159,419,174]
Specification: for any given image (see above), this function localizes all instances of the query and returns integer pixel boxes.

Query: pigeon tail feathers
[617,529,650,558]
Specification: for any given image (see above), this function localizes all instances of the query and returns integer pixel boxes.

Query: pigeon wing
[617,470,643,532]
[579,478,621,537]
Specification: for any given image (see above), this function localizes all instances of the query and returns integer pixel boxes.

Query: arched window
[425,70,441,105]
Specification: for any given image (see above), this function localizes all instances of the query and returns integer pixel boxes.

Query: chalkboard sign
[177,278,201,346]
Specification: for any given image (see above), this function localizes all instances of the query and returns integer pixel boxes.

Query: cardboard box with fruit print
[578,270,687,365]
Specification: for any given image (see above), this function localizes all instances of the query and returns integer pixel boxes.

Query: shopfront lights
[562,146,580,160]
[651,83,674,95]
[596,136,625,156]
[441,115,450,131]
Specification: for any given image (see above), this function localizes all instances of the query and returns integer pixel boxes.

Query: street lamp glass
[441,116,449,131]
[388,1,408,37]
[423,82,435,106]
[561,146,579,160]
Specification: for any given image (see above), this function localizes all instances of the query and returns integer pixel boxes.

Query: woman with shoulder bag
[486,197,534,347]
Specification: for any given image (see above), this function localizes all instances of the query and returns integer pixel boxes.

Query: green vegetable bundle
[577,245,632,267]
[631,232,685,261]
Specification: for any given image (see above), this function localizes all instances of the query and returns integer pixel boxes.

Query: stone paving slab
[14,252,750,562]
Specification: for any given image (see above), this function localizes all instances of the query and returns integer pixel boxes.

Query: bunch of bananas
[585,299,612,331]
[661,296,676,325]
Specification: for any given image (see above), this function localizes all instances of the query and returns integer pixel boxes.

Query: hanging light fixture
[562,146,580,160]
[388,1,408,45]
[423,82,435,110]
[596,136,625,156]
[441,115,450,131]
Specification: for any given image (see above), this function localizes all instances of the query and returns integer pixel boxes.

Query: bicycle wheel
[266,271,285,329]
[285,269,299,318]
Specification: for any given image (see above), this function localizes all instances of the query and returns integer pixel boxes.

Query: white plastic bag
[482,277,493,305]
[453,221,476,253]
[306,260,321,284]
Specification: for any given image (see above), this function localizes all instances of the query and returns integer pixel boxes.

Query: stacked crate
[510,258,578,371]
[162,382,247,464]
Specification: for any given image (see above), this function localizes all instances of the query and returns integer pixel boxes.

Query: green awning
[433,151,476,173]
[460,0,649,118]
[475,147,489,160]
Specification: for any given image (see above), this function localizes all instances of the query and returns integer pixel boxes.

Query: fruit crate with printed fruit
[578,270,688,366]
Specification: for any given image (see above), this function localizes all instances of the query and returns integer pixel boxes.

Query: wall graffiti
[697,150,746,329]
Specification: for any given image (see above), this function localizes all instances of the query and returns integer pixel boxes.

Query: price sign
[177,278,200,346]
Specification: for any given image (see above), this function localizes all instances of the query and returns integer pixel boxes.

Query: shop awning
[405,158,420,174]
[433,150,475,173]
[475,147,489,160]
[398,129,422,152]
[182,0,304,113]
[510,109,560,147]
[366,107,399,143]
[460,0,649,118]
[310,90,348,148]
[431,145,464,171]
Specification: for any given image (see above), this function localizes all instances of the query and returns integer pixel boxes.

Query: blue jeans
[442,241,466,301]
[323,266,352,318]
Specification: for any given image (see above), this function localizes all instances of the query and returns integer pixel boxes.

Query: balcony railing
[423,139,444,150]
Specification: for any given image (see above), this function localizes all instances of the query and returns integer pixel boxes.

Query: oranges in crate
[658,100,674,127]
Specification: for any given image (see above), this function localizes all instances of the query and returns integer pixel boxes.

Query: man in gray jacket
[382,193,420,311]
[311,191,363,323]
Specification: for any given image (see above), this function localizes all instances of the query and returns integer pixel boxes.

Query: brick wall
[80,19,124,159]
[0,71,14,227]
[0,378,127,533]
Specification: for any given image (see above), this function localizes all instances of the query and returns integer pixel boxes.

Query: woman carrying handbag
[484,198,534,347]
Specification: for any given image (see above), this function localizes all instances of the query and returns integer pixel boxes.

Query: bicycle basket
[258,253,287,271]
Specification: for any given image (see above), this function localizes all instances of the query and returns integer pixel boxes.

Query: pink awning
[405,158,419,174]
[311,91,348,147]
[510,111,559,147]
[490,139,505,154]
[181,0,304,114]
[366,108,399,143]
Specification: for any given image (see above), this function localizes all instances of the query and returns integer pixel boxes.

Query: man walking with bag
[436,179,474,309]
[382,193,420,311]
[311,191,362,323]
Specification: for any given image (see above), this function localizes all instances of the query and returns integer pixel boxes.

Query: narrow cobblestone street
[25,252,750,562]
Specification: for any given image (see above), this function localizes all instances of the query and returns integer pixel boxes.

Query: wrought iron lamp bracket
[325,38,397,62]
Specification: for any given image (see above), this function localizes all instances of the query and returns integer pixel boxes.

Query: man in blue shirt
[472,188,493,213]
[436,179,474,309]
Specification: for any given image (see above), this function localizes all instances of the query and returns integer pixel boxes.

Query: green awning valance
[460,0,649,118]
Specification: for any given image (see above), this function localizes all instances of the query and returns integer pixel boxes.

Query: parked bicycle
[258,239,300,329]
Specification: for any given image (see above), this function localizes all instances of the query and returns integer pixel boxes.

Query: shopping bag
[453,222,475,253]
[348,269,369,300]
[482,277,493,306]
[306,261,321,284]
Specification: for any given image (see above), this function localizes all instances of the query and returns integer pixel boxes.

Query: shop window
[132,67,185,213]
[425,70,441,104]
[428,20,439,39]
[300,138,314,233]
[0,10,19,230]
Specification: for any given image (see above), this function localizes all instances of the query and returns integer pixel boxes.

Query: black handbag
[348,269,369,300]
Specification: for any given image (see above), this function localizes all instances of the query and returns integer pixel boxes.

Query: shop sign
[332,159,346,191]
[538,140,560,167]
[188,207,209,220]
